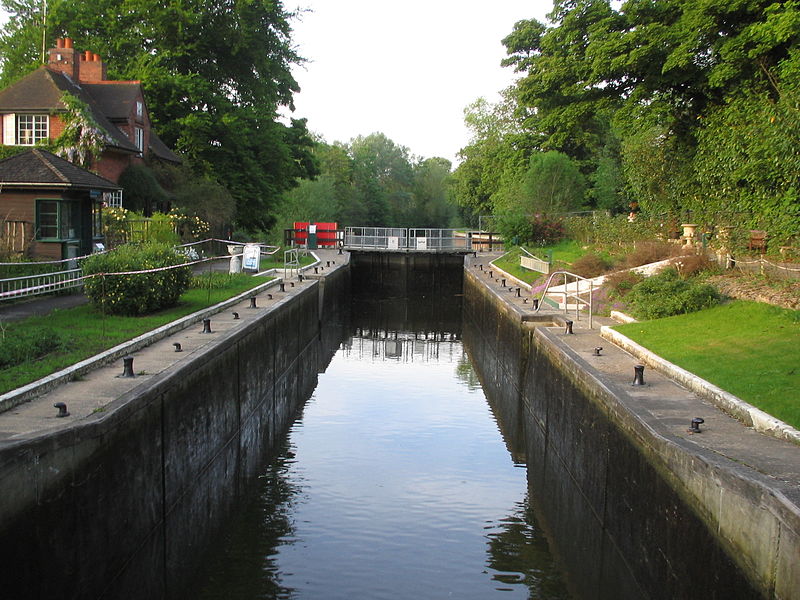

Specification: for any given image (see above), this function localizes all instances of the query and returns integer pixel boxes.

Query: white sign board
[242,244,261,271]
[416,237,427,250]
[388,236,399,249]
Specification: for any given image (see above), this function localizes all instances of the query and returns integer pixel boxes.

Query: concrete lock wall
[462,268,797,600]
[0,266,350,600]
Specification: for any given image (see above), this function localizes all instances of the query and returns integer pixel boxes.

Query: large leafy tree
[0,0,318,231]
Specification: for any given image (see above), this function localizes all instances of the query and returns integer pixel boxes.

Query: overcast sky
[1,1,555,163]
[286,1,553,163]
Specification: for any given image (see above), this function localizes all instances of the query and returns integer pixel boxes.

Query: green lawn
[613,301,800,429]
[492,240,587,284]
[0,274,270,395]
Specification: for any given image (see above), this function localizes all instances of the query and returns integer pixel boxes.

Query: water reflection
[193,292,570,599]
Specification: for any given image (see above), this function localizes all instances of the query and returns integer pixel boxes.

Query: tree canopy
[453,0,800,243]
[0,0,318,232]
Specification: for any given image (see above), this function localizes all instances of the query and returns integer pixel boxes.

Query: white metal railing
[520,247,551,274]
[534,270,595,329]
[344,227,472,250]
[0,268,86,300]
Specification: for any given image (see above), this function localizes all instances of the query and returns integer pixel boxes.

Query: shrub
[626,268,720,320]
[602,270,645,299]
[495,214,565,247]
[623,241,679,268]
[673,253,716,278]
[571,253,612,278]
[82,243,191,315]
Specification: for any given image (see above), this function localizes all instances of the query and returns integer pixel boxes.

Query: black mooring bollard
[121,356,135,378]
[488,270,493,278]
[689,417,705,433]
[249,297,257,309]
[173,342,182,352]
[326,261,331,267]
[290,281,295,287]
[523,298,528,304]
[593,346,603,356]
[501,278,506,287]
[267,293,273,300]
[633,364,645,386]
[202,318,212,334]
[280,283,285,292]
[54,402,69,417]
[299,274,304,282]
[564,319,573,334]
[533,298,539,310]
[314,267,318,274]
[232,312,240,320]
[479,264,483,270]
[516,287,521,297]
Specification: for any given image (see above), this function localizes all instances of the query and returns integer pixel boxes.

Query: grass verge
[0,273,270,396]
[492,240,586,284]
[613,301,800,429]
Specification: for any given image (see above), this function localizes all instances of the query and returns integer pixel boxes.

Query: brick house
[0,38,180,258]
[0,37,179,200]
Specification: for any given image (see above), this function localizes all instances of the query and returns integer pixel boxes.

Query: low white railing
[344,227,472,250]
[534,270,595,329]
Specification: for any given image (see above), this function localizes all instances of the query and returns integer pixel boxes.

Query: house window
[35,199,79,241]
[134,127,144,154]
[103,190,123,208]
[136,101,143,119]
[17,114,49,145]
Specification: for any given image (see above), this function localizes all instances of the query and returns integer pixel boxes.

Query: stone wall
[462,268,792,599]
[0,267,349,599]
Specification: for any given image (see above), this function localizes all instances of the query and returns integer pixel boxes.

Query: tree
[0,0,318,232]
[521,151,586,214]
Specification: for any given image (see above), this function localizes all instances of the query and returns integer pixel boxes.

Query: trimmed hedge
[82,243,192,315]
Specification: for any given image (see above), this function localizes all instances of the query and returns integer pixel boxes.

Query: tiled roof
[0,67,145,155]
[149,131,181,163]
[82,83,141,120]
[0,149,120,190]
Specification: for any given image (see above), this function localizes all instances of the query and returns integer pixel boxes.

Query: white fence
[344,227,473,251]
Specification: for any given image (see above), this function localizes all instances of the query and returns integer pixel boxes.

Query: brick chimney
[79,51,107,82]
[48,37,78,80]
[47,38,107,82]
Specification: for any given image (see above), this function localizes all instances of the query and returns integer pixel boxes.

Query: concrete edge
[0,277,282,414]
[600,325,800,446]
[533,325,800,597]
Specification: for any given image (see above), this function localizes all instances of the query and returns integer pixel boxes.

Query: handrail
[534,270,595,329]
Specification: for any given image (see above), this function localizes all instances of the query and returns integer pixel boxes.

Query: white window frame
[17,114,49,145]
[103,190,123,208]
[134,126,144,154]
[135,101,143,119]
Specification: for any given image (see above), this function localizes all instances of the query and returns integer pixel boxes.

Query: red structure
[290,222,340,248]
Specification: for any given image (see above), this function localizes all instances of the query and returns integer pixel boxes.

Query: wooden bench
[748,230,767,252]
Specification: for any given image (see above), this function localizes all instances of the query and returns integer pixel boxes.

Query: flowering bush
[82,243,192,315]
[168,209,210,242]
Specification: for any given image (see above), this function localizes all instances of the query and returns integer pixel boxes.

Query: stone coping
[601,325,800,446]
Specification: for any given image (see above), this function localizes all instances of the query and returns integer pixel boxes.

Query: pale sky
[1,1,555,163]
[286,1,554,163]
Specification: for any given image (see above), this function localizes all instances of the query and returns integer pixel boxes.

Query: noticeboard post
[242,244,261,271]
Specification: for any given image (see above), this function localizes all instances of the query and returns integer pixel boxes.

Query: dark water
[194,296,570,599]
